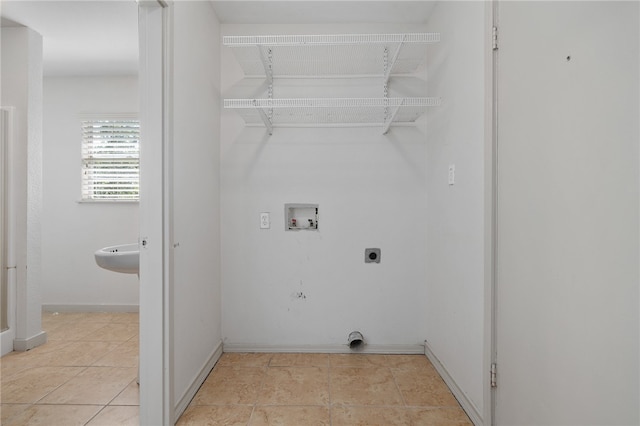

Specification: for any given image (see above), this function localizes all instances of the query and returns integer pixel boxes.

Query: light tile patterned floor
[178,352,472,425]
[1,312,472,425]
[1,312,139,426]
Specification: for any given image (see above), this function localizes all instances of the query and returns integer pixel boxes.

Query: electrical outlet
[448,164,455,185]
[260,212,270,229]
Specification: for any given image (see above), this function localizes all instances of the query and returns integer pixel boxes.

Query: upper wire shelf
[224,33,440,78]
[223,33,440,46]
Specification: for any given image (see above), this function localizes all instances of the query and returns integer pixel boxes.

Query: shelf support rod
[382,100,404,135]
[384,35,406,85]
[253,100,273,135]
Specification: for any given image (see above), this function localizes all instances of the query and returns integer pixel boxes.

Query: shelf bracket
[384,35,406,85]
[257,46,274,123]
[382,99,404,135]
[257,46,273,85]
[253,100,273,135]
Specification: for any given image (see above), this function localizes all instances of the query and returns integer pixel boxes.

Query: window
[81,118,140,201]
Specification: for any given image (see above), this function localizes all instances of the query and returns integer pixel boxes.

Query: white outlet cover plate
[260,212,270,229]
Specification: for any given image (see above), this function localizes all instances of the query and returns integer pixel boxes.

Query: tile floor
[179,352,472,426]
[1,312,139,426]
[1,312,472,425]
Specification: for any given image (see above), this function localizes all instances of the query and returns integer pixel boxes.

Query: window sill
[77,199,139,204]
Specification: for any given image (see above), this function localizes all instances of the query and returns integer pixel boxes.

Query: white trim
[77,199,139,204]
[424,340,483,426]
[485,1,498,425]
[174,340,223,419]
[0,266,15,356]
[1,329,14,356]
[1,107,16,356]
[223,343,424,354]
[13,330,47,352]
[0,259,17,355]
[162,3,175,424]
[42,304,139,313]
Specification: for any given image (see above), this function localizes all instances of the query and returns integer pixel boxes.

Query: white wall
[1,27,46,351]
[41,76,139,310]
[170,1,223,415]
[221,23,430,351]
[424,1,487,421]
[496,2,639,424]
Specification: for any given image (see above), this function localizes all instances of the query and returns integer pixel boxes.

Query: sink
[95,243,139,274]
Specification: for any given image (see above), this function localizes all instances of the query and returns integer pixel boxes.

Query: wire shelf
[224,97,440,109]
[224,97,440,132]
[224,33,439,77]
[223,33,440,46]
[223,34,440,134]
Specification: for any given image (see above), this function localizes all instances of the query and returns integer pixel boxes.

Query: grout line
[245,354,272,425]
[105,377,138,407]
[30,403,111,406]
[31,365,89,405]
[389,365,409,407]
[82,404,108,426]
[241,403,329,407]
[246,398,257,425]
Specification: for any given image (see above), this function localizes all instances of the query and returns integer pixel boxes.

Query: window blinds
[81,119,140,201]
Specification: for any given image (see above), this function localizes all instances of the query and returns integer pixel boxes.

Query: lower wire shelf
[223,97,441,134]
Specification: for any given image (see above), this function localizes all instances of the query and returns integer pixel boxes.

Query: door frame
[0,107,17,356]
[486,2,498,424]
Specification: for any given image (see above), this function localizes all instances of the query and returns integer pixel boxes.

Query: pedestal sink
[95,243,139,274]
[95,243,140,383]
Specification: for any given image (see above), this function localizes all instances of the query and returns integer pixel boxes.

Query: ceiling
[0,1,435,77]
[211,1,435,24]
[1,1,139,76]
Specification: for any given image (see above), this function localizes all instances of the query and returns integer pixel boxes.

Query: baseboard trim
[13,331,48,352]
[424,340,483,426]
[222,343,425,354]
[174,340,223,421]
[1,329,14,356]
[42,304,139,313]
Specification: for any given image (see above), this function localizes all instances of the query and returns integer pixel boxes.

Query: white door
[495,1,639,424]
[138,2,172,424]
